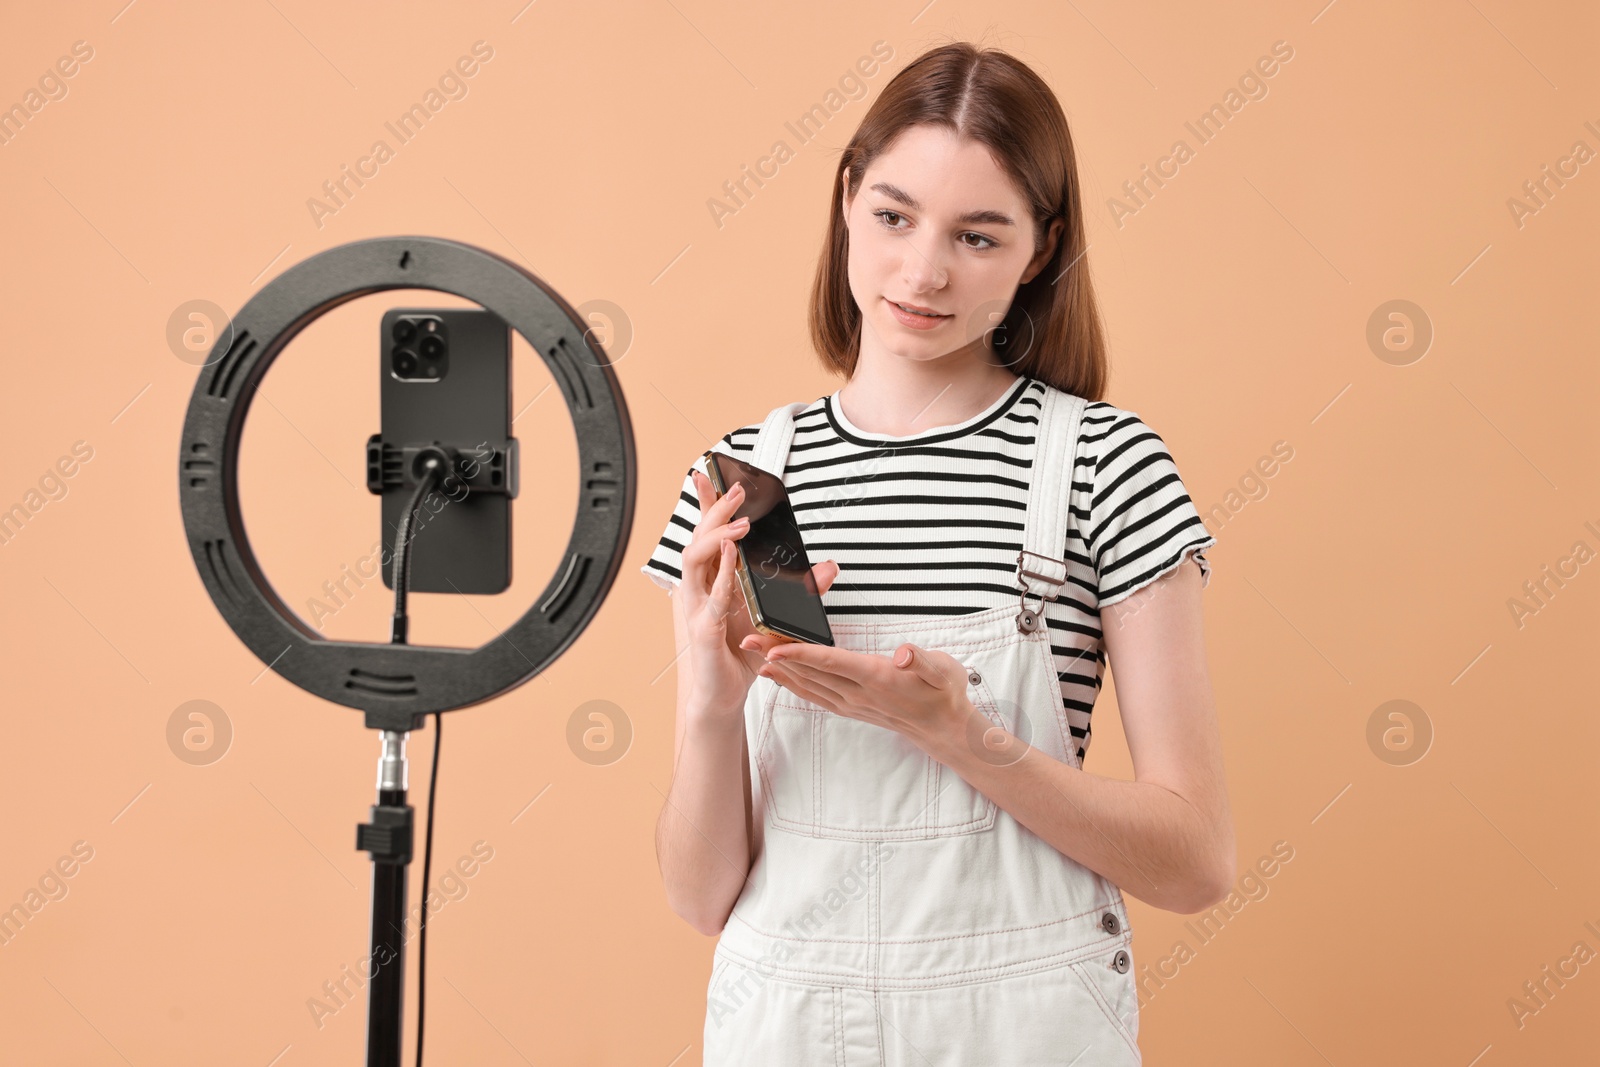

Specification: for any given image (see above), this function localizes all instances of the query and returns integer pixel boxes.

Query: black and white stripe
[640,377,1214,765]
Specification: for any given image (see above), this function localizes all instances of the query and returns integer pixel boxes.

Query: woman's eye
[872,210,997,250]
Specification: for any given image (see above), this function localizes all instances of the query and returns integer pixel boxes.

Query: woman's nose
[900,237,948,292]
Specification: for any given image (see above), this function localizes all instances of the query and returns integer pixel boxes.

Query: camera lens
[392,319,417,344]
[393,348,419,376]
[420,335,444,359]
[423,365,438,378]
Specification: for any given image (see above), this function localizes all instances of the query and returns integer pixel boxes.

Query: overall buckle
[1014,550,1066,634]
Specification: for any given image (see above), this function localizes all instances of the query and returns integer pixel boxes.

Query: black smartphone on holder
[703,450,834,646]
[376,307,516,594]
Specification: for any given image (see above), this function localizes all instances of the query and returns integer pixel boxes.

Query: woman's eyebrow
[869,181,1016,227]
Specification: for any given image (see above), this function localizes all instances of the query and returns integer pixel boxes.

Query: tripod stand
[357,729,418,1066]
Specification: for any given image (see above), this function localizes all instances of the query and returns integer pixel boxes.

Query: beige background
[1,1,1596,1063]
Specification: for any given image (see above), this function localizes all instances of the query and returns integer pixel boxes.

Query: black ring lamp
[179,235,634,730]
[177,235,635,1066]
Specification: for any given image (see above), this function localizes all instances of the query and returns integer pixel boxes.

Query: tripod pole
[357,729,414,1067]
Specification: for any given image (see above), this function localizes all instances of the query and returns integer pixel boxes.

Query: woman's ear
[839,165,852,217]
[1020,216,1066,285]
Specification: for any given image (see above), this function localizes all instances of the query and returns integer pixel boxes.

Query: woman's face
[841,124,1063,365]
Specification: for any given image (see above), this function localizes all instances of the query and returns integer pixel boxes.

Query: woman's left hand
[739,635,979,756]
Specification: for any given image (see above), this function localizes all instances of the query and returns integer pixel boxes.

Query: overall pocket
[1067,940,1142,1057]
[754,672,1004,841]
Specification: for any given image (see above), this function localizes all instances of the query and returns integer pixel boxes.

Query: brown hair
[807,41,1108,401]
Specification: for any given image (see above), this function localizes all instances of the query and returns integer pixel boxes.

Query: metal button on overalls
[704,388,1142,1065]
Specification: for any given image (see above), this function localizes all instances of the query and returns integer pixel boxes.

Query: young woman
[643,42,1234,1065]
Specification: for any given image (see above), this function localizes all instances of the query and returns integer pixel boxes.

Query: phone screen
[705,451,834,646]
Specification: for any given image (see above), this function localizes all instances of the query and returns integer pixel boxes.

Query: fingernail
[734,517,749,527]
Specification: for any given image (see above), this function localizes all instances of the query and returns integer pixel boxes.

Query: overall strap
[750,400,811,478]
[1015,386,1087,625]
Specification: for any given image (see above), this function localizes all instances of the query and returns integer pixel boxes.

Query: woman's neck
[838,345,1020,437]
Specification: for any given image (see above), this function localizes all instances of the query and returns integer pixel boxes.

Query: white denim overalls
[704,385,1142,1065]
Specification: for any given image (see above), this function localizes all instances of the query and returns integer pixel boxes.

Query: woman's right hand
[679,467,840,716]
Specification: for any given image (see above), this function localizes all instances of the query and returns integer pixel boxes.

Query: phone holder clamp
[363,435,520,499]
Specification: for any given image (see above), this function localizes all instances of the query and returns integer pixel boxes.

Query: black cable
[391,455,442,644]
[415,709,441,1067]
[388,455,445,1067]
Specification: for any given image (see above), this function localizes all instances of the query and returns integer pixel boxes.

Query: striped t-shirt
[640,376,1215,765]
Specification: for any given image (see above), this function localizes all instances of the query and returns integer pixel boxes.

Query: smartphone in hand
[703,450,834,646]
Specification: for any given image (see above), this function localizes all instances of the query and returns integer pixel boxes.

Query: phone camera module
[390,315,448,380]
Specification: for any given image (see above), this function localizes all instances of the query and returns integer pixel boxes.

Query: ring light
[177,235,636,732]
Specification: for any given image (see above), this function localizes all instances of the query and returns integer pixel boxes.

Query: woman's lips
[886,297,951,330]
